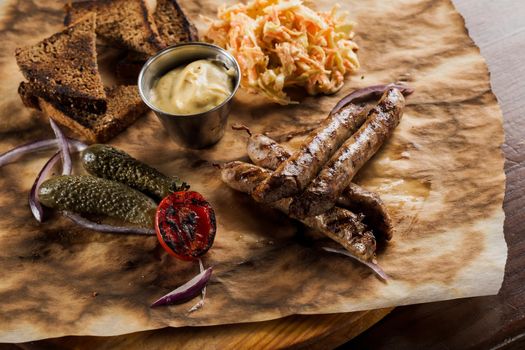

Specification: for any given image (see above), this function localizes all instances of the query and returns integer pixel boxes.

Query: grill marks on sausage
[253,103,370,203]
[247,134,290,170]
[340,184,394,241]
[247,134,394,241]
[290,88,405,218]
[220,161,377,261]
[223,88,405,258]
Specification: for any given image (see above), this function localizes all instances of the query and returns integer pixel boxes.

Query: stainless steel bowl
[138,43,241,149]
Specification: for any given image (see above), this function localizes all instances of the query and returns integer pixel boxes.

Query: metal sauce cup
[138,43,241,149]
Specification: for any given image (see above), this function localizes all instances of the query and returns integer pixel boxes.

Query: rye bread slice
[115,51,150,84]
[115,0,200,85]
[154,0,198,44]
[18,81,41,110]
[15,12,107,114]
[39,85,148,143]
[65,0,165,56]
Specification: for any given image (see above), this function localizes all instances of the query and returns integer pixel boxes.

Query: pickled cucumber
[38,175,157,227]
[81,144,188,200]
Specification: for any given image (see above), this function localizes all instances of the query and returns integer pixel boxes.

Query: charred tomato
[155,191,216,260]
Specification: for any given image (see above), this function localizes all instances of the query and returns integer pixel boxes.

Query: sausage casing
[253,103,369,203]
[221,161,377,261]
[290,88,405,218]
[247,134,291,170]
[247,134,393,241]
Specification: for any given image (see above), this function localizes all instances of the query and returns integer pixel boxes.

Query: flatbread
[0,0,507,342]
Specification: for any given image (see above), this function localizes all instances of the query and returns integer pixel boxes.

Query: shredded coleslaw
[204,0,360,105]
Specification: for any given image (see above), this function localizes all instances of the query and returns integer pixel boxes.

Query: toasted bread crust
[18,82,41,110]
[154,0,198,44]
[15,13,107,114]
[65,0,165,55]
[115,51,149,84]
[39,85,148,143]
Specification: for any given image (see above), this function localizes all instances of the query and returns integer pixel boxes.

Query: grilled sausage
[339,184,393,241]
[252,103,370,203]
[290,88,405,218]
[221,161,377,261]
[247,134,393,241]
[247,134,291,170]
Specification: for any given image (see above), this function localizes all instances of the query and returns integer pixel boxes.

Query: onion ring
[49,119,72,175]
[330,84,414,116]
[151,266,213,307]
[29,152,61,222]
[0,138,87,168]
[322,247,389,281]
[62,211,156,235]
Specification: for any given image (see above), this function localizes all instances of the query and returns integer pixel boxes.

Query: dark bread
[18,82,41,110]
[154,0,198,44]
[65,0,165,55]
[39,85,148,143]
[115,0,198,84]
[115,51,149,84]
[15,13,107,114]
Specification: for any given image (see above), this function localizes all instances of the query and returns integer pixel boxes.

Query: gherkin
[38,175,157,228]
[81,144,188,200]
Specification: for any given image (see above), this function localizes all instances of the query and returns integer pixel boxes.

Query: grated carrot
[204,0,360,105]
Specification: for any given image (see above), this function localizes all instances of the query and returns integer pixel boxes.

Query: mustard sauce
[151,59,234,115]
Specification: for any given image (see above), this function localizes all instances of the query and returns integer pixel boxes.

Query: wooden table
[346,0,525,348]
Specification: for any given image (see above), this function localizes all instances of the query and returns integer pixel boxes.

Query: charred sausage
[290,88,405,218]
[252,103,370,203]
[247,134,291,170]
[247,134,394,241]
[221,161,377,261]
[339,183,393,241]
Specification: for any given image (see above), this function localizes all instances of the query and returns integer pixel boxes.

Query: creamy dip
[151,59,234,115]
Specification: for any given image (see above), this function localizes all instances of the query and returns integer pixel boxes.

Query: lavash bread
[38,85,148,143]
[15,13,107,114]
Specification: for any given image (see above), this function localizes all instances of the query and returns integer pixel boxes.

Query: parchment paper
[0,0,507,343]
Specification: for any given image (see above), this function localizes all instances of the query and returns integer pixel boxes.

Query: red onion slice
[330,84,414,116]
[322,247,389,281]
[0,138,87,168]
[188,259,207,313]
[151,266,213,307]
[29,151,61,222]
[68,139,88,153]
[49,119,72,175]
[62,211,155,235]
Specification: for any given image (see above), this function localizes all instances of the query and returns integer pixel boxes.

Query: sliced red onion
[322,247,389,281]
[188,259,207,313]
[330,84,414,116]
[29,151,61,222]
[151,266,213,307]
[49,119,72,175]
[0,138,87,168]
[62,211,155,235]
[68,139,88,152]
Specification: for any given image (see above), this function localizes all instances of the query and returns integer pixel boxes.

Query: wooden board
[8,309,392,350]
